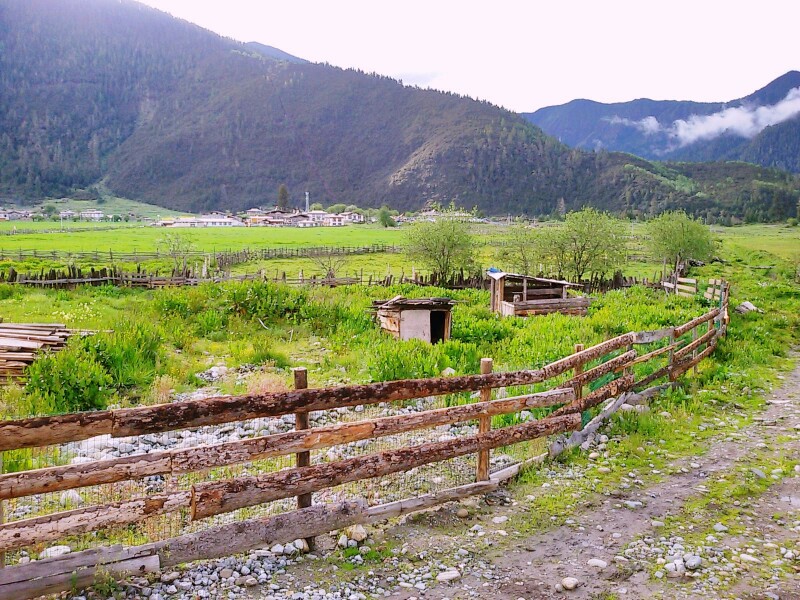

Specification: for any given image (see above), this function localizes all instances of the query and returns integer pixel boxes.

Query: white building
[153,215,244,227]
[340,211,365,224]
[79,209,105,221]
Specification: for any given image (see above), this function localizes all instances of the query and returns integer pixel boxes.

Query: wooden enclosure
[372,297,455,343]
[0,301,729,599]
[488,272,590,316]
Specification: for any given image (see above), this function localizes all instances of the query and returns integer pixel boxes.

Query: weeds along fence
[0,300,729,598]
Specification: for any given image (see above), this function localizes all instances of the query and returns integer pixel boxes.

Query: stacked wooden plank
[0,322,73,381]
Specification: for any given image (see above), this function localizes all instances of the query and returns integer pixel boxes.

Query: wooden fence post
[293,367,314,550]
[573,344,585,402]
[476,358,493,482]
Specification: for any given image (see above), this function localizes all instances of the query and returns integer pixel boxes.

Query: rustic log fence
[0,301,728,598]
[0,244,400,267]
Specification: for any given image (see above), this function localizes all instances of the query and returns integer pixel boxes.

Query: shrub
[26,343,113,413]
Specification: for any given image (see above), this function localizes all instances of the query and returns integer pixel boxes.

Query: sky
[138,0,799,113]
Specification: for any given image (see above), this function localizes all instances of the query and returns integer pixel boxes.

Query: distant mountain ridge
[0,0,798,222]
[524,72,800,173]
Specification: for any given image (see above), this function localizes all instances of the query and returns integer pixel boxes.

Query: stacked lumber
[0,322,73,381]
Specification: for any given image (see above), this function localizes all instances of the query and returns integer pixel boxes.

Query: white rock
[59,489,83,507]
[587,558,608,569]
[492,516,508,524]
[436,570,461,582]
[441,367,456,376]
[338,534,349,548]
[39,545,71,559]
[561,577,579,590]
[713,522,728,533]
[739,553,761,564]
[270,543,284,555]
[347,524,368,542]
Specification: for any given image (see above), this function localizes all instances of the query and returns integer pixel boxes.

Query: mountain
[524,72,800,174]
[1,0,798,222]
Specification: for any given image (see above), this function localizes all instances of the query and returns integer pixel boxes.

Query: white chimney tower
[305,191,310,212]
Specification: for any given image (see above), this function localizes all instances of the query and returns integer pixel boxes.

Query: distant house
[59,210,76,219]
[245,208,264,216]
[79,209,105,221]
[323,214,345,227]
[307,210,330,224]
[3,209,31,221]
[0,210,8,221]
[340,211,365,224]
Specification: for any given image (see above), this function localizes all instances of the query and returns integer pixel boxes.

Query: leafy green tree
[377,206,396,228]
[310,202,324,211]
[405,218,477,278]
[277,184,289,209]
[538,208,626,281]
[345,204,359,213]
[327,203,347,214]
[646,211,714,267]
[496,222,543,275]
[42,204,57,217]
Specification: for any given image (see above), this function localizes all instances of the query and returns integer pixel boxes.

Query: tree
[496,222,542,275]
[377,206,396,228]
[157,232,194,273]
[42,204,57,217]
[277,184,289,210]
[646,211,714,268]
[310,251,347,279]
[405,218,477,279]
[310,202,324,211]
[327,203,346,214]
[535,208,626,281]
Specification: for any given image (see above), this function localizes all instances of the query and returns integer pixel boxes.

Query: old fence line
[0,299,728,598]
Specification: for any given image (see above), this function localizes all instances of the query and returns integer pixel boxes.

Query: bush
[87,320,162,388]
[26,342,113,413]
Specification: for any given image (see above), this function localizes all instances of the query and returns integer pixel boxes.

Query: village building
[153,215,244,227]
[79,209,105,221]
[340,211,365,224]
[322,214,345,227]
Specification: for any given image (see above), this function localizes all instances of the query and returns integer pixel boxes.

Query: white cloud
[608,87,800,147]
[606,115,663,135]
[670,87,800,145]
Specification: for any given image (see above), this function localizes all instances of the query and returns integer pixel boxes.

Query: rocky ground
[58,354,800,600]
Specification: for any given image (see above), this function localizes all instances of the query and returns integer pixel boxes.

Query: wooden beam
[673,328,717,361]
[0,389,574,501]
[560,350,636,389]
[0,492,190,553]
[673,308,720,337]
[190,413,580,520]
[476,358,493,482]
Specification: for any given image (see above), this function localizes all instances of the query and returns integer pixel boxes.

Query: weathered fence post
[573,344,585,402]
[476,358,493,481]
[293,367,314,549]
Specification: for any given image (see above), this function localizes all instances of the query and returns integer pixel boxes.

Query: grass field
[0,221,796,283]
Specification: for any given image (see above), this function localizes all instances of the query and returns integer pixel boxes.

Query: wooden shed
[488,271,590,317]
[371,296,455,343]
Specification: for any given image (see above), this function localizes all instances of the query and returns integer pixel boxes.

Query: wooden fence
[0,244,400,266]
[0,297,729,598]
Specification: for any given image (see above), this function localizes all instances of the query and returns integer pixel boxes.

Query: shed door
[399,310,431,341]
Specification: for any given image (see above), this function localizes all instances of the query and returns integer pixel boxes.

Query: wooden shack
[372,296,455,343]
[488,271,590,317]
